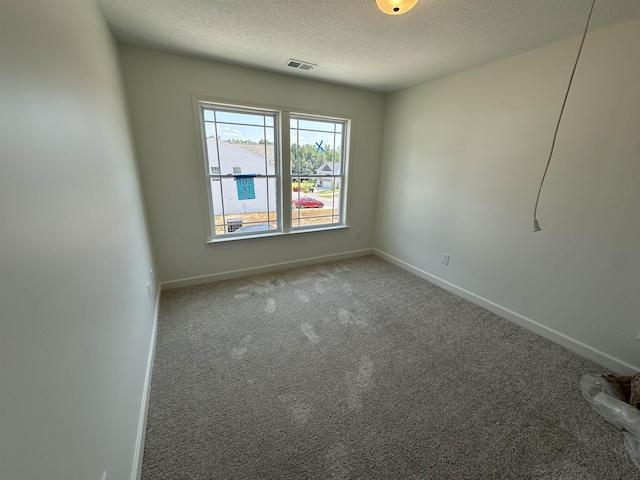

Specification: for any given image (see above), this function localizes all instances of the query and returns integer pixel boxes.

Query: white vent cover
[284,59,316,71]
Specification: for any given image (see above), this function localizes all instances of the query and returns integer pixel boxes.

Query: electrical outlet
[441,253,450,265]
[356,230,361,240]
[150,269,155,285]
[147,281,152,299]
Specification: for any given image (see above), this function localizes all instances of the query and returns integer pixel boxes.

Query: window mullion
[212,110,228,236]
[280,111,292,233]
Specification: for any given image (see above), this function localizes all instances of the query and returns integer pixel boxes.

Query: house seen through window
[198,100,349,240]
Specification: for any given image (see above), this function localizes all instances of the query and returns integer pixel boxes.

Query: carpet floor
[142,255,638,479]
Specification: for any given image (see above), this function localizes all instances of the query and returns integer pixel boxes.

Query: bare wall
[0,1,157,479]
[118,45,385,284]
[375,16,640,372]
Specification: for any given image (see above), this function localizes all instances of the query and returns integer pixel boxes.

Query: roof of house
[206,140,275,175]
[232,143,275,163]
[317,162,341,175]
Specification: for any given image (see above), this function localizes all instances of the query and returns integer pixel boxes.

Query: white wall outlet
[149,269,155,285]
[441,253,450,265]
[147,280,152,299]
[356,230,361,240]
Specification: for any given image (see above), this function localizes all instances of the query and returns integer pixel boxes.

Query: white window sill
[206,225,349,243]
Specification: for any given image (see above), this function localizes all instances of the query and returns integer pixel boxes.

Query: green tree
[291,143,341,175]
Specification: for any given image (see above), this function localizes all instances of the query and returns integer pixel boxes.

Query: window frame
[290,114,347,230]
[192,96,352,242]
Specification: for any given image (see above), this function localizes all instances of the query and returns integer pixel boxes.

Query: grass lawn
[315,191,338,198]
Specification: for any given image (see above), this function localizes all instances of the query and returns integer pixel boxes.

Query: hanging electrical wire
[532,0,597,232]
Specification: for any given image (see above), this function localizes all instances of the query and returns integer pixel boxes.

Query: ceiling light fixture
[376,0,418,15]
[531,0,596,232]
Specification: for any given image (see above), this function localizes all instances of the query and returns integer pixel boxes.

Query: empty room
[2,0,640,479]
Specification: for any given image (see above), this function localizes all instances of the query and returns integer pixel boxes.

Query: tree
[291,143,341,175]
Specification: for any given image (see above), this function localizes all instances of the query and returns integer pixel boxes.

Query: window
[290,116,345,229]
[196,99,349,240]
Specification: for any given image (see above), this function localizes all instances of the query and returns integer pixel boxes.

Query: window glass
[290,116,345,228]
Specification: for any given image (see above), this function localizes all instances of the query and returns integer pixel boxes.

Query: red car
[292,196,324,208]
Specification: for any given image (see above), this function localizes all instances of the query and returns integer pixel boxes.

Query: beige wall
[375,17,640,373]
[119,45,386,284]
[0,1,157,479]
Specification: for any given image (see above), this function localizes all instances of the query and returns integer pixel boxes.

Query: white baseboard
[373,248,639,375]
[131,284,161,480]
[161,248,374,290]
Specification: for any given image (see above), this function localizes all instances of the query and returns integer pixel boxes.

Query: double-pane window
[197,100,349,240]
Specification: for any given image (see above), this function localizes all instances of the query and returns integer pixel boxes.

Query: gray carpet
[142,255,638,479]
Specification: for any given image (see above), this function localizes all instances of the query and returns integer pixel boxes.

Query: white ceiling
[97,0,640,93]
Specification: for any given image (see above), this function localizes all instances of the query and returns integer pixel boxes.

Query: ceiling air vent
[285,59,316,71]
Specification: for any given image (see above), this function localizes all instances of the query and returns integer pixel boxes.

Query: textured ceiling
[97,0,640,93]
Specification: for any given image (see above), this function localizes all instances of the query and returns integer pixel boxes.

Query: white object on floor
[580,374,640,470]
